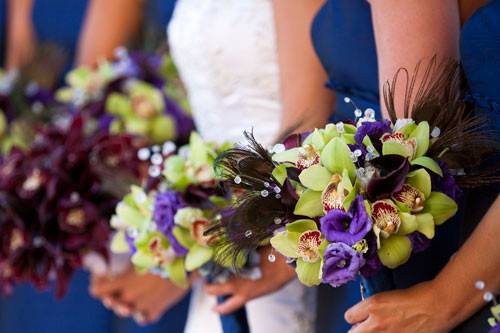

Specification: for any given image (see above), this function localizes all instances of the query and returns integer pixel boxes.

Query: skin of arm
[345,196,500,333]
[5,0,36,69]
[204,1,334,314]
[344,2,498,331]
[76,0,143,66]
[273,0,334,141]
[369,0,460,118]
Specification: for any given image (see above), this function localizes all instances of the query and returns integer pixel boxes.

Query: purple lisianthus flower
[490,325,500,333]
[320,195,372,246]
[322,242,365,287]
[153,191,188,256]
[408,231,431,253]
[431,161,461,201]
[354,120,392,152]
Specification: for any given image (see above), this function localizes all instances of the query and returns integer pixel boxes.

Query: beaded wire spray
[475,280,500,329]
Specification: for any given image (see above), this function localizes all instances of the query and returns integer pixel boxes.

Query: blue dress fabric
[454,1,500,332]
[0,1,189,333]
[311,1,463,332]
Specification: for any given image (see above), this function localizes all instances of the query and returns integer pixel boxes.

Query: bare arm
[273,0,334,141]
[76,0,144,66]
[369,0,460,118]
[5,0,36,69]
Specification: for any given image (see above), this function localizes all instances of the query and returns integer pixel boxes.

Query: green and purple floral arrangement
[208,60,499,289]
[109,132,252,287]
[56,48,194,145]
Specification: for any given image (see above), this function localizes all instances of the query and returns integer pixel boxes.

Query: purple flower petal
[320,195,372,245]
[322,242,365,287]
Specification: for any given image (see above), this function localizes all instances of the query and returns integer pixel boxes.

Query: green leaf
[410,121,430,158]
[295,258,322,286]
[416,213,435,239]
[110,231,131,254]
[323,124,340,142]
[166,257,188,288]
[172,226,196,249]
[377,235,412,269]
[188,132,209,167]
[106,93,132,117]
[299,165,332,191]
[411,156,443,177]
[151,115,176,143]
[320,137,356,181]
[294,190,324,218]
[286,219,318,233]
[270,232,299,258]
[115,203,149,228]
[131,251,157,270]
[382,141,413,158]
[406,169,432,198]
[272,164,288,186]
[185,244,213,271]
[422,192,458,225]
[397,213,418,235]
[303,129,326,151]
[342,133,356,145]
[272,148,300,164]
[399,122,417,137]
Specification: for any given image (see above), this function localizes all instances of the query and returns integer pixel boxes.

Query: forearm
[273,0,333,141]
[369,0,460,118]
[6,0,35,69]
[433,196,500,328]
[76,0,143,66]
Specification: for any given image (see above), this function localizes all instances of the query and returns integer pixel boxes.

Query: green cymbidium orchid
[376,167,457,269]
[106,81,176,143]
[110,186,154,254]
[56,62,114,103]
[270,219,328,286]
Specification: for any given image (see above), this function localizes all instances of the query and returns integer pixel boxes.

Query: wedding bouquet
[111,132,252,332]
[0,115,142,297]
[56,48,193,145]
[208,60,499,288]
[0,66,63,155]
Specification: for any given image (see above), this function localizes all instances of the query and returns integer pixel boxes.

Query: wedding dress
[168,0,317,332]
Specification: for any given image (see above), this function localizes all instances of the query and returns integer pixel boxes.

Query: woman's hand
[344,281,453,333]
[90,268,189,325]
[204,246,296,315]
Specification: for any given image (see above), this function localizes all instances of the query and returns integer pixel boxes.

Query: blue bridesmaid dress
[0,1,189,332]
[454,1,500,331]
[311,1,462,331]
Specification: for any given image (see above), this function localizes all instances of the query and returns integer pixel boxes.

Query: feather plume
[383,57,500,187]
[206,132,299,267]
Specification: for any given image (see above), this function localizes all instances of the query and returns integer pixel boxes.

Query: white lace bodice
[168,0,282,146]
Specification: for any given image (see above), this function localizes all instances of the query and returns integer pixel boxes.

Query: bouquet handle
[216,295,250,333]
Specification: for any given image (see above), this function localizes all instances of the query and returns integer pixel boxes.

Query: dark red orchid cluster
[0,115,142,297]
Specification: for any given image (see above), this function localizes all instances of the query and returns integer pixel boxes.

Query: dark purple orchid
[354,120,392,152]
[322,242,365,287]
[320,195,372,246]
[153,191,188,256]
[282,132,311,149]
[0,115,142,298]
[366,154,410,200]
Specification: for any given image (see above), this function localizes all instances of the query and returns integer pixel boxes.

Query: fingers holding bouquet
[204,246,296,315]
